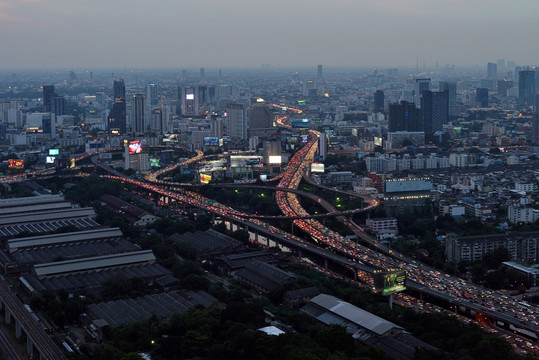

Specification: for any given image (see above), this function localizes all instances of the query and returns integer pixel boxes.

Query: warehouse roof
[0,194,65,208]
[302,294,402,337]
[0,218,100,238]
[8,227,124,252]
[34,250,156,277]
[0,202,72,216]
[0,207,96,226]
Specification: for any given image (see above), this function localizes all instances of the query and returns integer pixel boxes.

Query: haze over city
[1,0,539,69]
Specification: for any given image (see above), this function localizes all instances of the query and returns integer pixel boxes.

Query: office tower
[248,103,274,137]
[388,101,422,132]
[132,94,145,133]
[317,65,323,80]
[519,70,536,107]
[475,88,489,107]
[146,83,158,107]
[487,62,497,80]
[180,85,199,116]
[43,85,55,112]
[318,132,327,161]
[415,78,431,106]
[108,79,127,133]
[421,91,449,137]
[533,112,539,145]
[497,59,505,70]
[303,80,317,97]
[497,79,513,97]
[374,90,384,113]
[439,81,457,116]
[200,67,205,80]
[226,103,247,140]
[52,96,66,115]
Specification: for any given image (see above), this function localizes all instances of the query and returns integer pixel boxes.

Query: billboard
[373,270,406,295]
[186,94,194,100]
[260,174,268,181]
[200,174,212,184]
[374,137,383,147]
[150,158,160,167]
[268,155,282,164]
[49,149,60,156]
[129,141,142,155]
[99,153,113,160]
[46,156,55,164]
[203,137,219,146]
[8,159,24,169]
[69,158,76,169]
[292,119,310,128]
[384,178,433,193]
[311,163,325,173]
[301,135,309,143]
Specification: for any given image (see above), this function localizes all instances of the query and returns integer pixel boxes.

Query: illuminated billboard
[374,137,383,147]
[268,155,282,164]
[311,163,325,173]
[260,174,268,181]
[49,149,60,156]
[373,270,406,295]
[129,141,142,155]
[203,137,219,146]
[150,158,160,167]
[186,94,194,100]
[325,130,334,137]
[200,174,212,184]
[46,156,55,164]
[301,135,308,143]
[69,158,76,169]
[8,159,24,169]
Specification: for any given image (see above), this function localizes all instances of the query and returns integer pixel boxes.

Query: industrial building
[170,229,245,260]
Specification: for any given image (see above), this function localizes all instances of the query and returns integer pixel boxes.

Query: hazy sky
[0,0,538,69]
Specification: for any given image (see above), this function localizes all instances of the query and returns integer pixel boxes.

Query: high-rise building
[388,101,422,132]
[303,80,317,97]
[52,96,66,115]
[43,85,55,113]
[497,79,513,97]
[179,85,199,116]
[200,67,205,80]
[318,132,328,161]
[108,79,127,133]
[414,78,431,107]
[475,88,489,107]
[226,103,247,140]
[532,112,539,145]
[317,65,323,80]
[247,103,274,137]
[519,70,536,107]
[421,91,449,137]
[487,62,498,80]
[146,83,158,107]
[132,94,145,133]
[374,90,384,113]
[439,81,457,116]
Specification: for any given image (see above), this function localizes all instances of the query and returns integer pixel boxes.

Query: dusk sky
[0,0,538,69]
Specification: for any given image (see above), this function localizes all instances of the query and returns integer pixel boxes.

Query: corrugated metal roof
[0,207,95,226]
[34,250,156,277]
[0,194,65,208]
[8,227,123,252]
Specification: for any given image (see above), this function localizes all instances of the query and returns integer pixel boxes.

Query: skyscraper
[108,79,127,133]
[519,70,536,107]
[487,62,497,80]
[317,65,323,80]
[226,103,247,140]
[439,81,457,116]
[200,67,205,80]
[475,88,489,107]
[180,85,199,116]
[146,83,158,107]
[415,78,431,106]
[497,79,513,97]
[421,91,449,137]
[132,94,145,133]
[43,85,55,113]
[374,90,384,113]
[52,96,66,115]
[248,103,274,137]
[388,101,422,132]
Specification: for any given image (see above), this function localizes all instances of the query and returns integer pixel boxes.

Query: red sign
[8,159,24,169]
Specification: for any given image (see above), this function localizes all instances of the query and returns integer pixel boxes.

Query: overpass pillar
[5,307,11,324]
[324,258,328,269]
[15,320,21,338]
[26,338,34,359]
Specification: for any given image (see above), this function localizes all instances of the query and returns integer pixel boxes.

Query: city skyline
[0,0,538,69]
